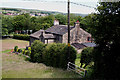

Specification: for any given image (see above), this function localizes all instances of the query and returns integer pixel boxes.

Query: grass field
[1,38,29,51]
[1,39,81,78]
[2,50,80,78]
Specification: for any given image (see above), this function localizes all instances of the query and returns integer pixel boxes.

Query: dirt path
[1,38,29,51]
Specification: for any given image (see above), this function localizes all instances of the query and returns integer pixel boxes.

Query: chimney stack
[74,20,80,27]
[54,19,59,25]
[75,20,80,43]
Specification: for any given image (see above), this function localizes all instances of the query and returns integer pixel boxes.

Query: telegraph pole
[68,0,70,61]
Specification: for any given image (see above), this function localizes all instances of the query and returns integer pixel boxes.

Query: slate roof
[30,25,91,39]
[45,25,75,35]
[44,34,55,39]
[82,42,96,47]
[30,30,43,39]
[30,30,55,39]
[71,43,86,49]
[71,42,96,50]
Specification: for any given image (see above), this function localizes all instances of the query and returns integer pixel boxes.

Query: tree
[12,15,25,31]
[55,14,67,25]
[80,13,96,34]
[2,15,14,34]
[2,28,8,35]
[91,2,120,79]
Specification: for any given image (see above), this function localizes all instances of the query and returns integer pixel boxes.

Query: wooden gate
[67,62,87,77]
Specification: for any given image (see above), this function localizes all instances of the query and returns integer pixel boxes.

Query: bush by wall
[13,34,30,41]
[30,40,77,69]
[80,47,94,68]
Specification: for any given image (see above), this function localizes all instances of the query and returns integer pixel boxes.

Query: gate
[67,62,87,77]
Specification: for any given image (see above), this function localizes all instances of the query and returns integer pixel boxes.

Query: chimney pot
[54,19,59,25]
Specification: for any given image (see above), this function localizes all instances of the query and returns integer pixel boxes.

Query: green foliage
[22,50,25,54]
[18,49,22,53]
[30,40,77,69]
[80,47,94,68]
[2,15,13,35]
[61,45,77,69]
[13,34,30,41]
[14,46,18,52]
[2,28,8,35]
[55,14,82,26]
[1,13,84,34]
[28,47,31,51]
[43,43,66,68]
[30,40,46,63]
[21,46,31,56]
[80,14,96,34]
[90,2,120,79]
[55,14,67,25]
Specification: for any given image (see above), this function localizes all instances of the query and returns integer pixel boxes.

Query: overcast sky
[0,0,99,14]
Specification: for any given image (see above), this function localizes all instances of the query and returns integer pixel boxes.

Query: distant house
[30,20,92,48]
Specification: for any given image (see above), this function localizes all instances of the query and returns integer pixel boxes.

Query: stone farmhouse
[30,20,92,49]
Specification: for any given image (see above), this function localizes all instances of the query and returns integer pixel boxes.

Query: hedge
[60,45,77,69]
[13,34,30,41]
[30,40,77,69]
[30,40,46,63]
[80,47,94,68]
[42,43,66,68]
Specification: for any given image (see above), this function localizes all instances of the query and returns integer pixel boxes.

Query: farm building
[30,20,93,50]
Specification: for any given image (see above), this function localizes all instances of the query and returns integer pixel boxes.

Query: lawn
[1,39,83,78]
[1,38,29,51]
[2,49,80,78]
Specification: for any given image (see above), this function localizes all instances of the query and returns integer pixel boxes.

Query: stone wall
[45,39,54,44]
[48,39,54,44]
[62,27,91,44]
[62,28,76,44]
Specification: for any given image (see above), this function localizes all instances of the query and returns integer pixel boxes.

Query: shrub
[13,34,30,41]
[22,50,25,54]
[18,49,22,53]
[30,40,77,69]
[30,40,46,63]
[25,46,31,50]
[80,47,94,68]
[14,46,18,52]
[22,48,31,56]
[43,43,77,69]
[43,43,66,67]
[60,45,77,69]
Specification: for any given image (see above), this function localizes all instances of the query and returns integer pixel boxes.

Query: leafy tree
[91,2,120,79]
[55,14,67,25]
[80,13,96,34]
[23,13,31,30]
[12,15,25,31]
[2,15,14,34]
[2,28,8,35]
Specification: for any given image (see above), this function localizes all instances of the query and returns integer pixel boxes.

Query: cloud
[1,1,98,14]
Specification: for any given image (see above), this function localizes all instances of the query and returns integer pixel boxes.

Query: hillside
[2,7,88,17]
